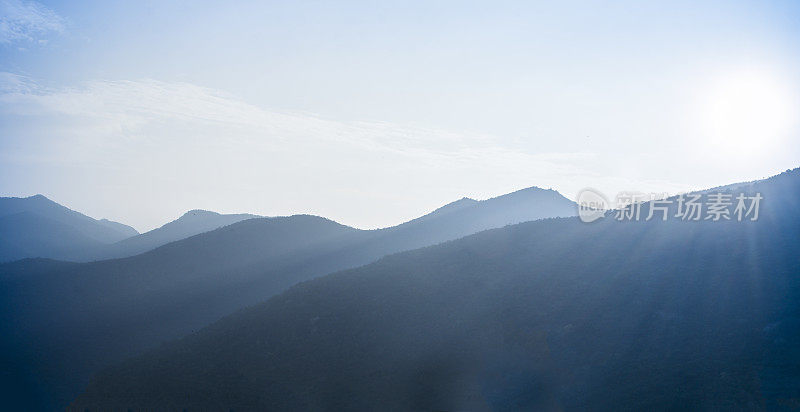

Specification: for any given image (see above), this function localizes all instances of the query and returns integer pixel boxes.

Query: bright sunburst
[699,68,798,156]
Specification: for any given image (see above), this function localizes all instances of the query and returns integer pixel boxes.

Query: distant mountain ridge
[0,195,138,242]
[0,185,576,410]
[0,195,264,262]
[0,195,138,262]
[405,197,478,224]
[95,209,261,260]
[71,168,800,411]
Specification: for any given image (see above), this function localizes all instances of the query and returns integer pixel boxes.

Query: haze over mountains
[97,209,261,260]
[0,195,137,262]
[4,172,798,411]
[70,168,800,411]
[0,195,261,263]
[0,186,576,410]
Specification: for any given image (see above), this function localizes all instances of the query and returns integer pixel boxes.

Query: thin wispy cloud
[0,74,692,230]
[0,0,64,44]
[0,74,582,166]
[0,71,36,92]
[0,76,497,160]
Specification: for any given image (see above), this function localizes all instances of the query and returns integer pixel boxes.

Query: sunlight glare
[698,69,797,157]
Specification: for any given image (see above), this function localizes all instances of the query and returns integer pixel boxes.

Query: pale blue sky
[1,0,799,231]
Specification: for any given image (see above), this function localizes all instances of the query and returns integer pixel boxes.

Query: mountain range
[6,171,799,411]
[0,186,577,410]
[68,168,800,410]
[95,209,261,260]
[0,195,137,262]
[0,195,261,262]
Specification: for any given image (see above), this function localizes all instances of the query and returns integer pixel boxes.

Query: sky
[1,0,799,232]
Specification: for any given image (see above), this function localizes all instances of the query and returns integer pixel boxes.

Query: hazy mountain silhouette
[406,196,479,223]
[381,187,574,249]
[0,186,576,410]
[0,195,138,262]
[70,169,800,411]
[0,195,268,262]
[95,209,261,260]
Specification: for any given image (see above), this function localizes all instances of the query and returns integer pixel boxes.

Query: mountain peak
[178,210,223,219]
[488,185,568,203]
[443,197,478,208]
[515,185,556,193]
[431,196,479,214]
[406,197,479,225]
[17,194,56,205]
